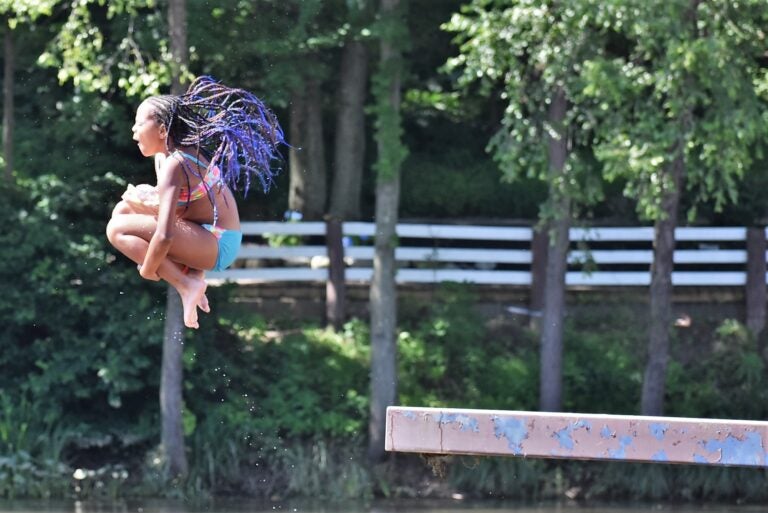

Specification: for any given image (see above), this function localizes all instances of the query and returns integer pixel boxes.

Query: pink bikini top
[173,150,222,206]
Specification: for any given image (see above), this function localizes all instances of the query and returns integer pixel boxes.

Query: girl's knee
[105,218,122,246]
[112,200,133,216]
[105,214,154,247]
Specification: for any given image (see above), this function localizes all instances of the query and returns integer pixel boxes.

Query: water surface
[0,500,762,513]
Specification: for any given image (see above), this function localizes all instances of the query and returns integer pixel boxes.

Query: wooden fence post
[325,216,346,330]
[745,226,766,337]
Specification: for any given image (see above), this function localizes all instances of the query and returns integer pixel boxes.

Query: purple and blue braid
[148,76,285,194]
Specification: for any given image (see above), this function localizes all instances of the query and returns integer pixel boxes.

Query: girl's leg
[111,201,208,271]
[106,213,218,328]
[109,202,211,313]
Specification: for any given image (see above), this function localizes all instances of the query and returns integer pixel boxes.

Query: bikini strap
[175,150,207,167]
[173,150,220,229]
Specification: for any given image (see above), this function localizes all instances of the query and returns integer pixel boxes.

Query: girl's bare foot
[178,276,208,329]
[187,269,210,313]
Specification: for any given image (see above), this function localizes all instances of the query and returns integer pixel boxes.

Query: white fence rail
[208,222,766,287]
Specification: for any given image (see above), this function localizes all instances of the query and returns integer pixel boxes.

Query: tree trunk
[641,149,684,416]
[745,226,766,337]
[538,86,570,413]
[303,79,327,219]
[529,227,548,331]
[161,289,187,478]
[289,78,327,220]
[289,90,308,215]
[330,40,368,220]
[368,176,400,464]
[168,0,187,94]
[368,0,403,465]
[160,0,188,479]
[3,26,14,183]
[325,215,346,330]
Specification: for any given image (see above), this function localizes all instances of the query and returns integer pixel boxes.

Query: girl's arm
[139,156,182,280]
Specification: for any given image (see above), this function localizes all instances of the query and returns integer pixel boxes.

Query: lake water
[0,500,762,513]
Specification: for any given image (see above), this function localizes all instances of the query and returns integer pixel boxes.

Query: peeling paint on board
[492,416,528,455]
[555,420,591,450]
[649,423,669,441]
[608,435,634,459]
[433,413,479,433]
[386,406,768,468]
[702,433,765,466]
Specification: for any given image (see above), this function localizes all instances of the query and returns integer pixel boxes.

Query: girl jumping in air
[106,76,284,329]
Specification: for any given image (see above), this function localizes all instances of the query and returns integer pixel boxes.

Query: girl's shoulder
[155,152,189,187]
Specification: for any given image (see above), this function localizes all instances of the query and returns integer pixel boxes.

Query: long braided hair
[147,76,285,195]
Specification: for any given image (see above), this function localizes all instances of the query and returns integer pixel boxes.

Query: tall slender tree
[368,0,407,463]
[444,0,605,411]
[327,2,373,329]
[161,0,189,479]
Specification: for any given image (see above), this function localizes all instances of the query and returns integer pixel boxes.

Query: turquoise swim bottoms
[202,224,243,271]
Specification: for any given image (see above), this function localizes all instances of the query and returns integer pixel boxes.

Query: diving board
[385,406,768,468]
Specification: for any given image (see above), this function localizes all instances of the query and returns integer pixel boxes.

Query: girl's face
[132,100,166,156]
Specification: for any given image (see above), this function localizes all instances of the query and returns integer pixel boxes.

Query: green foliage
[2,96,164,482]
[191,0,359,109]
[400,147,545,219]
[38,0,173,98]
[178,299,371,443]
[265,437,371,500]
[580,0,768,221]
[703,156,768,225]
[666,319,768,420]
[2,175,162,419]
[370,0,410,181]
[123,302,375,498]
[444,0,768,224]
[0,394,71,499]
[398,284,539,411]
[0,0,56,26]
[561,299,646,414]
[443,0,608,219]
[447,456,547,500]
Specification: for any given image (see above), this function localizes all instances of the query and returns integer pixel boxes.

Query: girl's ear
[158,124,168,140]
